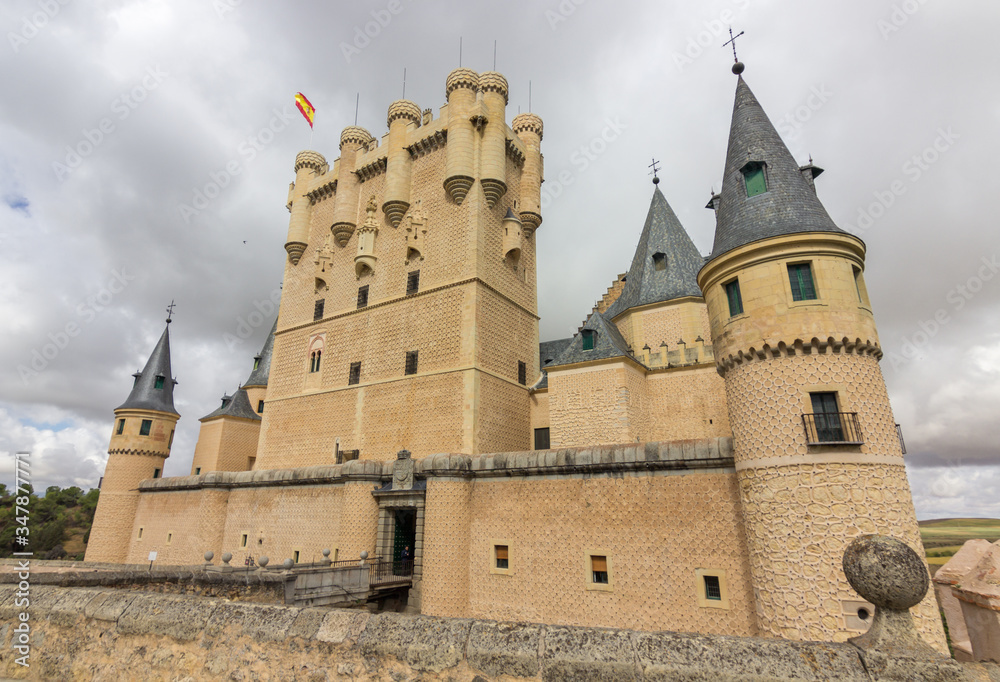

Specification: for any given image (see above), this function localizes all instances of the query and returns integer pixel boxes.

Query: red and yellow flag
[295,92,315,129]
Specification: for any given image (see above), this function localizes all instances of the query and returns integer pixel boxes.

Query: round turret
[445,68,479,96]
[340,126,374,149]
[512,113,544,232]
[478,71,509,105]
[387,99,421,127]
[444,69,480,205]
[512,113,543,140]
[294,150,327,173]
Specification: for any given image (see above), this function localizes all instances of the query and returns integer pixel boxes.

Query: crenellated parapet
[331,127,374,247]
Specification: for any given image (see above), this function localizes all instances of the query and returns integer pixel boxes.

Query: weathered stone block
[467,620,541,678]
[117,593,217,641]
[540,625,639,681]
[358,614,472,672]
[204,601,300,641]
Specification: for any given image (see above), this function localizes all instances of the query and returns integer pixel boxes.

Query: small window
[137,527,144,540]
[357,285,369,308]
[704,575,722,600]
[853,266,866,303]
[581,329,596,351]
[154,375,165,390]
[591,555,609,584]
[140,419,152,436]
[405,350,418,376]
[406,270,420,296]
[787,263,818,301]
[517,361,527,385]
[348,361,361,385]
[166,532,173,545]
[168,429,174,448]
[808,391,848,443]
[195,467,201,475]
[293,550,300,564]
[133,374,140,387]
[534,427,550,450]
[257,400,264,413]
[153,468,161,479]
[253,356,261,370]
[495,545,509,570]
[742,162,767,197]
[725,279,744,317]
[652,252,666,271]
[314,299,325,321]
[309,350,322,373]
[116,418,125,435]
[240,533,248,548]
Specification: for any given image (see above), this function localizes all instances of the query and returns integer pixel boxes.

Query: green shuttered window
[725,279,743,317]
[742,164,767,197]
[787,263,817,301]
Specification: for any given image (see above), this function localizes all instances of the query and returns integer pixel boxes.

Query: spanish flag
[295,92,315,129]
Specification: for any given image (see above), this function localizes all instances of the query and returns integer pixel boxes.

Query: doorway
[392,508,416,575]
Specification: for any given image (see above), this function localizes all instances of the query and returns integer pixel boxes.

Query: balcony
[802,412,864,446]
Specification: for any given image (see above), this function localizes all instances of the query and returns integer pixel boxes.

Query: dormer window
[581,329,596,351]
[741,161,768,197]
[652,253,666,271]
[132,373,141,387]
[253,356,261,371]
[154,375,165,390]
[220,396,231,408]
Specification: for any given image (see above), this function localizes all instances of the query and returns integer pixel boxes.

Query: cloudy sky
[2,0,998,520]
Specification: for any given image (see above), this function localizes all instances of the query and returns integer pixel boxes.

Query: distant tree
[0,483,9,499]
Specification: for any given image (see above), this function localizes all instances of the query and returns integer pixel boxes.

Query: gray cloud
[2,0,999,520]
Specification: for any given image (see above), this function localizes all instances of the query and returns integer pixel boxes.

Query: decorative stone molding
[445,67,479,96]
[107,448,169,458]
[407,130,446,159]
[512,112,544,140]
[478,71,509,104]
[504,137,525,166]
[294,150,327,173]
[306,179,337,205]
[716,336,883,375]
[339,126,374,149]
[356,156,388,182]
[443,175,474,205]
[480,178,507,209]
[386,99,421,127]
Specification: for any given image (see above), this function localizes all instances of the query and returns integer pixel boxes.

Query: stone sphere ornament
[283,558,294,569]
[204,551,214,562]
[322,548,331,558]
[732,61,745,75]
[360,551,369,560]
[222,552,232,565]
[842,535,929,610]
[258,556,269,568]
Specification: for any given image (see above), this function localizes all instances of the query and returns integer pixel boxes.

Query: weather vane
[723,27,746,74]
[166,300,176,323]
[648,158,661,185]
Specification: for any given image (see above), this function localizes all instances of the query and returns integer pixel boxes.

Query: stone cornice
[407,129,446,159]
[108,448,169,458]
[716,336,883,375]
[356,157,387,182]
[306,178,337,205]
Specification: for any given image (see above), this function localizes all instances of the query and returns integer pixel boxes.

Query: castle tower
[256,68,542,470]
[285,151,327,264]
[511,113,543,233]
[696,71,946,647]
[86,319,179,562]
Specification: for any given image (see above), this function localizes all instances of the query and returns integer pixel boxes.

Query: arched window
[307,335,325,373]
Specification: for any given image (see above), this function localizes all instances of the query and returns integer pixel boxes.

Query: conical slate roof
[550,311,638,369]
[710,76,845,259]
[116,324,179,416]
[605,186,705,319]
[200,387,260,422]
[243,318,277,388]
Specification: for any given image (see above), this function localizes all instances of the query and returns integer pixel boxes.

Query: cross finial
[166,300,176,323]
[648,158,661,185]
[723,27,746,74]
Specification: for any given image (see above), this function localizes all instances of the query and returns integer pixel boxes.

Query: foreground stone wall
[2,585,998,681]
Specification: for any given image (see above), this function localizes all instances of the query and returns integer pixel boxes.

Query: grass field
[918,518,1000,553]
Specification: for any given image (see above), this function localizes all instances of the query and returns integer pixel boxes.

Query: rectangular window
[166,532,173,545]
[357,285,369,308]
[293,550,300,564]
[314,299,325,321]
[137,527,144,540]
[153,468,161,479]
[168,429,174,448]
[517,360,527,385]
[809,391,845,443]
[534,427,550,450]
[591,555,609,584]
[581,329,595,351]
[787,263,818,301]
[154,375,165,390]
[704,575,722,600]
[495,545,509,570]
[404,350,418,376]
[195,467,201,475]
[257,400,264,413]
[406,270,420,295]
[116,419,125,435]
[853,266,866,303]
[652,253,666,271]
[240,533,248,548]
[743,164,767,197]
[725,279,744,316]
[140,419,152,436]
[348,361,361,385]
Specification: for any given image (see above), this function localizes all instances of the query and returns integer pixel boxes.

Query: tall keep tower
[255,68,544,470]
[86,318,179,562]
[697,69,946,647]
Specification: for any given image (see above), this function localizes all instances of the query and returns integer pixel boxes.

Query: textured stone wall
[548,361,648,447]
[615,299,712,360]
[422,479,472,617]
[125,489,225,564]
[191,418,259,474]
[646,367,731,441]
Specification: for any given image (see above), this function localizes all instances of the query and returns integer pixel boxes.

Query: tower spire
[116,322,179,415]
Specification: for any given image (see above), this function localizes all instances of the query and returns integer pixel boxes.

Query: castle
[85,63,948,649]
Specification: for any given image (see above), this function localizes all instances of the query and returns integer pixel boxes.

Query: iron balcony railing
[802,412,864,446]
[371,559,414,586]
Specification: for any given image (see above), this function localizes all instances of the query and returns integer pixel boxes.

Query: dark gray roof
[200,387,261,422]
[709,76,845,259]
[116,324,179,416]
[533,337,574,389]
[605,187,705,319]
[549,312,641,369]
[243,318,276,388]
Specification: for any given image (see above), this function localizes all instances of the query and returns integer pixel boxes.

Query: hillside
[0,484,100,560]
